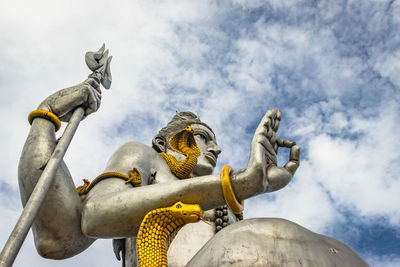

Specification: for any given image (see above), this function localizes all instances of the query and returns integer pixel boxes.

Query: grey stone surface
[188,218,369,267]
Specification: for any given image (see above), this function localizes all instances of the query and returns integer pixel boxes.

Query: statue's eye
[196,133,206,140]
[183,212,187,215]
[176,204,182,209]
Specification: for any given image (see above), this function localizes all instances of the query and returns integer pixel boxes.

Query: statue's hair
[152,111,215,153]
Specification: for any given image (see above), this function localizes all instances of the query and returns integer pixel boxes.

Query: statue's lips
[204,152,217,167]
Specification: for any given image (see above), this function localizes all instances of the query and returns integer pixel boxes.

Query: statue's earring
[152,136,167,153]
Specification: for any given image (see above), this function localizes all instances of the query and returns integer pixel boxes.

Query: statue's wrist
[28,109,61,132]
[37,101,52,113]
[230,168,264,200]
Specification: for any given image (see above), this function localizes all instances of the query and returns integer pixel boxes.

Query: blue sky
[0,0,399,266]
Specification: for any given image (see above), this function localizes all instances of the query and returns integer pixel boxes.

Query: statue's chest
[167,210,216,267]
[123,209,215,267]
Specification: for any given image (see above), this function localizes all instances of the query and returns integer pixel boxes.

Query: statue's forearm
[82,168,266,238]
[82,174,226,238]
[18,118,57,202]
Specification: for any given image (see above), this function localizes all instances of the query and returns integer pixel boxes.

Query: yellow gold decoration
[136,201,204,267]
[28,110,61,131]
[220,165,244,215]
[160,126,200,179]
[76,168,142,195]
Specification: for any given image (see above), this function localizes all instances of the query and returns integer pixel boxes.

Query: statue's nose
[207,142,221,156]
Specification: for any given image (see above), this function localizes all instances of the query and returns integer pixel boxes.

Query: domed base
[187,218,369,267]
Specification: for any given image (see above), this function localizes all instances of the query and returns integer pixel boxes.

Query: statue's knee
[35,238,67,259]
[34,235,93,259]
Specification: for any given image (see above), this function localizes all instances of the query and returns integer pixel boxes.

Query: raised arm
[81,147,227,238]
[18,78,102,258]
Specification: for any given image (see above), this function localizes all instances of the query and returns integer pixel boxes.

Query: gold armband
[220,165,244,215]
[28,110,61,131]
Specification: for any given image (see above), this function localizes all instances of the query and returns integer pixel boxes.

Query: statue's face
[165,123,221,176]
[191,123,221,176]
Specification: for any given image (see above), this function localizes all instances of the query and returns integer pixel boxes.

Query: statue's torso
[124,209,217,267]
[87,141,226,266]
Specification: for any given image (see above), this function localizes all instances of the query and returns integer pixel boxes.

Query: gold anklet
[220,165,243,215]
[28,110,61,131]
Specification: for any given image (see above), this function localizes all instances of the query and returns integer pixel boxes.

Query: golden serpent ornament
[160,126,201,179]
[136,201,204,267]
[76,168,142,195]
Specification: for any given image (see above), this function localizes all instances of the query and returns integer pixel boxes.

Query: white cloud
[244,160,340,234]
[307,102,400,225]
[364,254,400,267]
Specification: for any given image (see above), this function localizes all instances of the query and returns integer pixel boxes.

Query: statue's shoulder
[108,141,157,159]
[105,141,161,176]
[84,142,163,199]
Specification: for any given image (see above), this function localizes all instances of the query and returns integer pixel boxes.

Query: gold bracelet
[28,110,61,131]
[220,165,244,215]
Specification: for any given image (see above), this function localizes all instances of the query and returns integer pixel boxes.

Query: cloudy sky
[1,0,399,266]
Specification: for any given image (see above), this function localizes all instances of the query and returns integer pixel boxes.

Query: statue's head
[152,112,221,176]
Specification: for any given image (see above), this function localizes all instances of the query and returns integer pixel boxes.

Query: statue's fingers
[258,134,276,156]
[268,130,279,153]
[92,88,102,101]
[263,117,271,129]
[273,117,280,132]
[265,128,280,153]
[254,109,280,156]
[274,142,278,153]
[277,139,296,148]
[265,127,272,139]
[257,135,277,164]
[283,145,300,175]
[92,88,102,110]
[263,110,282,148]
[95,94,101,110]
[273,110,281,132]
[86,87,98,115]
[289,145,300,162]
[255,109,275,139]
[260,109,276,130]
[268,129,276,145]
[276,109,282,120]
[85,77,101,93]
[265,108,277,119]
[264,109,281,130]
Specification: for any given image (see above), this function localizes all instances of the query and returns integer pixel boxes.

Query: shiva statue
[17,46,368,266]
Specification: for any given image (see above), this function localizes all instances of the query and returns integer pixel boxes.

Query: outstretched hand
[246,109,300,193]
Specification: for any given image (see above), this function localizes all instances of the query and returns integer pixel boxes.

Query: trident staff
[0,45,112,267]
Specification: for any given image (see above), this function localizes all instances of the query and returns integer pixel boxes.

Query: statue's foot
[187,218,369,267]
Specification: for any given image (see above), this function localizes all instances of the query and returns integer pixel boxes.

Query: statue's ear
[152,136,167,153]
